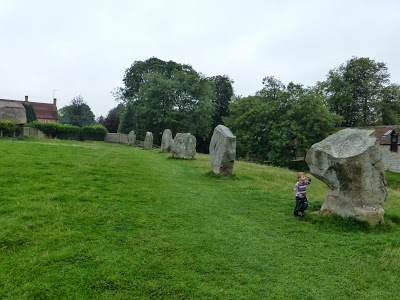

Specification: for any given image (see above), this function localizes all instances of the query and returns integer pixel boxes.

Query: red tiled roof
[0,98,58,121]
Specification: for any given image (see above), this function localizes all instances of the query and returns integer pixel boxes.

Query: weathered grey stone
[306,128,387,226]
[210,125,236,176]
[161,129,173,152]
[127,130,136,146]
[0,101,27,124]
[172,133,196,159]
[144,132,153,149]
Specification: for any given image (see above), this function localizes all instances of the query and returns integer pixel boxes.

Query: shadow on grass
[204,171,238,180]
[167,156,196,160]
[300,202,399,233]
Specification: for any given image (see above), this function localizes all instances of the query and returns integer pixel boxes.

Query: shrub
[0,120,21,137]
[24,122,107,141]
[81,125,107,141]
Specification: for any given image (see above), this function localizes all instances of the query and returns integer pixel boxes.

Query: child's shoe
[299,212,305,217]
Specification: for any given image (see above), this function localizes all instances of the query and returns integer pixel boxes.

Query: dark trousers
[294,196,308,216]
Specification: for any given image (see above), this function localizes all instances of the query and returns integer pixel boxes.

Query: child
[294,172,311,217]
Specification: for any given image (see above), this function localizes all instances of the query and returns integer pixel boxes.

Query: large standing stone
[127,130,136,146]
[306,128,387,226]
[144,132,153,150]
[209,125,236,176]
[161,129,173,153]
[172,133,196,159]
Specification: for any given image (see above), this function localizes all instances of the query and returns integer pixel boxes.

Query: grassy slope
[0,138,399,299]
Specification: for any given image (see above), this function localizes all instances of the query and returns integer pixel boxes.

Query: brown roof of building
[0,101,27,124]
[372,126,400,145]
[0,98,58,121]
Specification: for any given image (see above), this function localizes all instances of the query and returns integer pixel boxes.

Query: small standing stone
[172,133,196,159]
[127,130,136,146]
[161,129,173,153]
[144,132,153,150]
[210,125,236,176]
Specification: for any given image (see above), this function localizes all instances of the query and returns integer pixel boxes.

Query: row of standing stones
[127,125,237,176]
[128,126,388,226]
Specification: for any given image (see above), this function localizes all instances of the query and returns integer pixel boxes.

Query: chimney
[53,98,57,106]
[25,95,28,102]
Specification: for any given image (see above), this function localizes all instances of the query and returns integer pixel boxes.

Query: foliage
[24,121,107,141]
[196,75,235,153]
[208,75,234,128]
[0,120,20,137]
[317,57,394,126]
[117,58,215,144]
[25,121,80,139]
[101,104,125,133]
[0,139,399,299]
[80,125,108,141]
[118,101,139,134]
[117,57,194,102]
[224,77,341,166]
[58,96,96,127]
[380,83,400,125]
[22,103,37,123]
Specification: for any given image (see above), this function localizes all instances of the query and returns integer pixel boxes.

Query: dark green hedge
[81,125,108,141]
[25,122,107,141]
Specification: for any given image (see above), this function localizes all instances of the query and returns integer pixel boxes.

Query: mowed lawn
[0,138,400,299]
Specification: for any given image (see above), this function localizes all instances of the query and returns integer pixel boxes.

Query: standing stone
[306,128,387,226]
[210,125,236,176]
[127,130,136,146]
[161,129,173,153]
[172,133,196,159]
[144,132,153,150]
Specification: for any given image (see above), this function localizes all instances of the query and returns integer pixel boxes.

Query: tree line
[58,56,400,167]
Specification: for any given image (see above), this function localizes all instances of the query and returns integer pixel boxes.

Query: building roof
[0,98,58,121]
[0,101,27,124]
[372,126,400,145]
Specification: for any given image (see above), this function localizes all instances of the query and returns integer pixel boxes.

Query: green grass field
[1,138,400,299]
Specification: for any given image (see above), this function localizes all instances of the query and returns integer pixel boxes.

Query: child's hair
[297,172,305,179]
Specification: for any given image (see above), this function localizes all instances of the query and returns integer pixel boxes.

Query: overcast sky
[1,0,399,117]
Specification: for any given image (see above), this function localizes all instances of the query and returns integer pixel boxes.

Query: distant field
[0,138,399,299]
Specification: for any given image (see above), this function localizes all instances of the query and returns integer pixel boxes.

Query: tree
[116,58,215,145]
[209,75,234,128]
[224,77,340,166]
[318,57,391,126]
[115,57,195,102]
[119,101,139,134]
[102,104,124,133]
[59,96,95,127]
[380,83,400,125]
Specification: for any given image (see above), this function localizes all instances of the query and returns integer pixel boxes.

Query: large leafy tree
[208,75,234,129]
[59,96,95,127]
[224,77,340,166]
[116,58,215,144]
[317,57,391,126]
[380,83,400,125]
[115,57,195,102]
